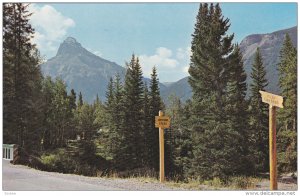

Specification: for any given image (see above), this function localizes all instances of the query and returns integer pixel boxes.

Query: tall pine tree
[225,44,253,175]
[165,95,188,179]
[78,91,83,107]
[111,74,125,167]
[148,66,162,172]
[142,82,152,168]
[103,77,116,159]
[249,47,269,172]
[3,3,43,152]
[277,34,297,172]
[118,55,145,170]
[188,3,242,180]
[69,89,77,111]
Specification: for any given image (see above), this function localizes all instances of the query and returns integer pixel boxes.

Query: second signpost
[155,110,170,183]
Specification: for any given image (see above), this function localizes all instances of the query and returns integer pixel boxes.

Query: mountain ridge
[41,26,297,104]
[42,37,126,103]
[41,37,167,103]
[240,26,297,95]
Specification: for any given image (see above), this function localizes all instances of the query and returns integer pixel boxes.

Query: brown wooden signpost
[155,110,170,183]
[259,90,284,190]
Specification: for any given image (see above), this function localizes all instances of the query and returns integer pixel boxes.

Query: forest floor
[2,160,297,191]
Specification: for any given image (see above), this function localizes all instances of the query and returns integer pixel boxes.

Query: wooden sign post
[259,91,284,190]
[155,110,170,183]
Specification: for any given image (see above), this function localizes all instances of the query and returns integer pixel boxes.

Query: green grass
[163,176,263,190]
[99,172,263,190]
[227,176,262,189]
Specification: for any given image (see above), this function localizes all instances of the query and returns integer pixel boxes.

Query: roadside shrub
[41,149,76,173]
[75,163,98,176]
[277,130,297,173]
[228,176,260,189]
[12,147,46,170]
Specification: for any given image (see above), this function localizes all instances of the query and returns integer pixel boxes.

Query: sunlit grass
[99,172,263,190]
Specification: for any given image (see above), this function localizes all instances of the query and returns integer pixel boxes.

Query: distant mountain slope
[161,77,192,103]
[41,37,166,103]
[240,26,297,95]
[42,37,125,103]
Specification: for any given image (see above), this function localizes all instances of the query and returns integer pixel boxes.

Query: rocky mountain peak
[64,37,78,44]
[56,36,84,56]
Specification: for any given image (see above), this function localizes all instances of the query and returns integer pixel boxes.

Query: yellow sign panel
[259,90,284,108]
[155,116,170,128]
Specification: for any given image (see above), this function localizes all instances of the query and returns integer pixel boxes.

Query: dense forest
[3,3,297,183]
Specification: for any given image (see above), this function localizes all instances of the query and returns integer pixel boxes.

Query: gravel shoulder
[2,160,297,191]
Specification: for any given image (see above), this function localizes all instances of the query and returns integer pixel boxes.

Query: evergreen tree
[119,55,145,170]
[102,77,116,160]
[165,95,186,179]
[277,34,297,172]
[75,103,96,141]
[3,3,44,152]
[189,3,234,119]
[142,82,152,167]
[78,91,83,107]
[249,47,269,172]
[225,44,253,174]
[278,34,297,132]
[104,77,115,132]
[95,94,100,106]
[166,96,195,180]
[188,3,240,180]
[67,89,77,140]
[148,66,162,172]
[111,74,125,167]
[93,94,105,129]
[69,89,77,111]
[74,103,97,165]
[105,78,114,108]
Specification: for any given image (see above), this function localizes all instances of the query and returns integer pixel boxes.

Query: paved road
[2,160,182,191]
[2,160,122,191]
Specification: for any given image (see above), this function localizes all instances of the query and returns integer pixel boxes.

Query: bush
[200,176,261,189]
[74,163,98,176]
[228,176,260,189]
[41,149,76,173]
[277,130,297,173]
[12,147,46,170]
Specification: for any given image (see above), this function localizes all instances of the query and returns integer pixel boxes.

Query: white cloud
[177,47,191,74]
[138,46,191,82]
[139,47,178,77]
[156,47,172,58]
[183,66,189,73]
[176,47,192,60]
[29,4,75,57]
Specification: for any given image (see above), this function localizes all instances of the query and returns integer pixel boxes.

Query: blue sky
[29,3,297,82]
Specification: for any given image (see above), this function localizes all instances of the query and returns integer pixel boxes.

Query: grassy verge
[101,174,263,190]
[164,177,262,190]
